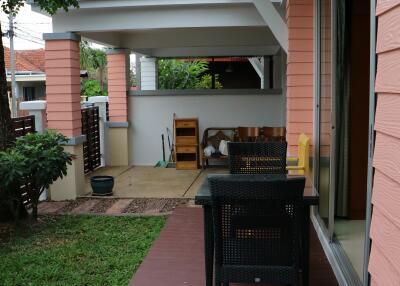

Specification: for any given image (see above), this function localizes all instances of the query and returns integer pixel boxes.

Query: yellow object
[287,133,310,175]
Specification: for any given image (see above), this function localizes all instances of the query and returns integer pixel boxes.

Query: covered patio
[28,0,336,285]
[32,0,303,203]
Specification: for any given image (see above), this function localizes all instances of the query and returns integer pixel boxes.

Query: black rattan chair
[228,142,287,174]
[209,174,305,286]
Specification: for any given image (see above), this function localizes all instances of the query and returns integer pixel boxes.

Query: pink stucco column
[43,33,85,201]
[44,33,82,138]
[105,49,130,166]
[106,49,130,123]
[286,0,314,156]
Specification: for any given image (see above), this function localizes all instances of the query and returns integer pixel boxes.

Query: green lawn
[0,215,166,286]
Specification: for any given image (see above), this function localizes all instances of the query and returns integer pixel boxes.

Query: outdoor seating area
[86,139,326,286]
[129,207,338,286]
[201,127,286,168]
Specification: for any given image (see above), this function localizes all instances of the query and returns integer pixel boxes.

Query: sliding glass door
[314,0,371,284]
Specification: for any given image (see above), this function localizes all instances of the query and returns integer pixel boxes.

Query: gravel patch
[58,198,90,214]
[89,199,119,214]
[124,198,190,214]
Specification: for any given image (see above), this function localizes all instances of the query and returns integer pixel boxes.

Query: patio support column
[43,32,85,201]
[286,0,314,156]
[106,49,130,166]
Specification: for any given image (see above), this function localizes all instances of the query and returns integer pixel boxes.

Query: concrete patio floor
[84,166,228,198]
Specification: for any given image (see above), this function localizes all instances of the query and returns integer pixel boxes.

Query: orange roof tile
[4,47,45,72]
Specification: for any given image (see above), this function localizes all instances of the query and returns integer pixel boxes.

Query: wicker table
[195,173,319,286]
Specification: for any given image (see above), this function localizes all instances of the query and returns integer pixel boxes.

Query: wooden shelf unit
[174,118,199,170]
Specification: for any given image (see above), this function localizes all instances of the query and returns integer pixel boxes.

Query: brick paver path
[38,198,188,216]
[70,199,100,214]
[38,201,68,214]
[105,199,133,214]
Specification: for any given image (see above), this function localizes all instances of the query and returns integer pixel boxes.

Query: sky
[1,4,136,67]
[1,4,51,50]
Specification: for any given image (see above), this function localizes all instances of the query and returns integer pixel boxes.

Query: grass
[0,215,166,286]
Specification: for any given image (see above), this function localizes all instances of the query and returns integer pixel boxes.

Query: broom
[155,134,168,168]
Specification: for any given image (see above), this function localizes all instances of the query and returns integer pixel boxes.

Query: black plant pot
[91,176,114,196]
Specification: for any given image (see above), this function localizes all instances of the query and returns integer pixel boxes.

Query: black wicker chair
[209,174,305,286]
[228,142,288,174]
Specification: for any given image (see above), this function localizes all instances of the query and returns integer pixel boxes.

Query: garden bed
[0,215,166,286]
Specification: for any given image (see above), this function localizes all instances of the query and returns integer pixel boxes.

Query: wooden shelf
[174,118,199,170]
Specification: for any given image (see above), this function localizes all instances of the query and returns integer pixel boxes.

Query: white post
[19,100,47,133]
[88,96,108,167]
[140,57,157,90]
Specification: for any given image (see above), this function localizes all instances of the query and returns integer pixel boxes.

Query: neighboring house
[4,47,46,102]
[30,0,399,285]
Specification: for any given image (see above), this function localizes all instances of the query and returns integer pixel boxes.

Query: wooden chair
[237,127,260,142]
[287,133,310,175]
[262,127,286,142]
[209,174,305,286]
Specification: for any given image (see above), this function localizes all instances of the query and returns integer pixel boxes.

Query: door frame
[363,0,377,284]
[312,0,376,284]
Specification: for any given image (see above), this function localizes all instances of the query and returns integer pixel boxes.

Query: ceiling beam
[253,0,288,53]
[134,45,280,57]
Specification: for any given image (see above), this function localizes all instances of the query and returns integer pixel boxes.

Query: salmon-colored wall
[45,39,81,137]
[107,52,129,122]
[286,0,314,156]
[369,1,400,284]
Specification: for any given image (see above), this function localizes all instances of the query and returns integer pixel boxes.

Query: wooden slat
[373,131,400,184]
[81,106,101,174]
[368,243,400,286]
[377,5,400,53]
[375,49,400,93]
[375,93,400,138]
[372,170,400,230]
[376,0,400,16]
[370,207,400,278]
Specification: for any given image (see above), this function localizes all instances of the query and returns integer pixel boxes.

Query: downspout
[363,0,377,285]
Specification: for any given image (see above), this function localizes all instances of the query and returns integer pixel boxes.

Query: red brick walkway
[129,207,339,286]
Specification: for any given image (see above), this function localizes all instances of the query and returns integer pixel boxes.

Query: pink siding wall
[45,39,81,137]
[369,1,400,283]
[286,0,314,156]
[107,52,129,122]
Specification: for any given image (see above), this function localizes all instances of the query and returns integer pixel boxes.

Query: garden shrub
[0,131,73,221]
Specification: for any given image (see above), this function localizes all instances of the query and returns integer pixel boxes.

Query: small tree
[15,131,73,220]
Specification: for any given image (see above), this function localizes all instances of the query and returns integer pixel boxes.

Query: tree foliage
[80,41,107,94]
[158,59,222,90]
[82,79,105,97]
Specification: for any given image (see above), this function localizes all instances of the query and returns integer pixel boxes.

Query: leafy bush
[0,150,27,221]
[0,131,73,221]
[158,59,222,89]
[196,74,223,89]
[81,79,103,97]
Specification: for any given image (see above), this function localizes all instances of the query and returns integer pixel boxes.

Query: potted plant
[90,176,114,196]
